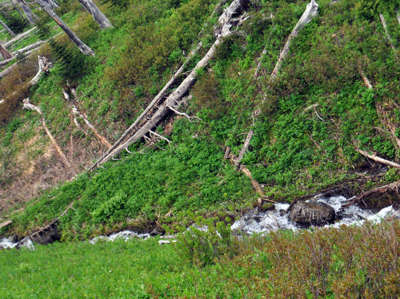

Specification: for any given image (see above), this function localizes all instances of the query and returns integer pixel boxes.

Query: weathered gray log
[17,0,37,25]
[36,0,95,56]
[0,18,15,37]
[78,0,112,29]
[30,56,51,85]
[235,0,319,166]
[12,40,44,56]
[379,13,397,56]
[5,26,37,48]
[90,0,231,168]
[89,0,249,170]
[63,88,112,148]
[270,0,319,79]
[0,44,12,59]
[23,98,74,171]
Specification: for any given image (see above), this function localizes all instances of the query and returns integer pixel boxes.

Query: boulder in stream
[289,201,336,227]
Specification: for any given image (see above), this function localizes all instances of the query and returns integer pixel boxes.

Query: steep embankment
[0,0,399,244]
[0,0,400,297]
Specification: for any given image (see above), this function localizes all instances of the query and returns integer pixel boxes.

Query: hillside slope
[0,0,399,239]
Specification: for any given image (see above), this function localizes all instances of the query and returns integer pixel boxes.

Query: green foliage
[176,219,237,267]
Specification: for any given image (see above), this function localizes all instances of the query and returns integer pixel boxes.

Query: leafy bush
[176,219,238,267]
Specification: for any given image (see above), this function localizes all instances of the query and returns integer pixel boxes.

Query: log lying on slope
[4,27,37,48]
[23,98,75,172]
[78,0,113,29]
[89,0,250,170]
[0,19,15,37]
[91,0,230,169]
[235,0,319,166]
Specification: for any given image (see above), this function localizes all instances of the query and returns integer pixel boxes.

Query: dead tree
[17,0,38,25]
[379,13,397,57]
[397,11,400,25]
[0,18,15,37]
[78,0,112,29]
[0,44,13,59]
[63,87,112,148]
[36,0,95,56]
[4,26,37,48]
[235,0,319,167]
[23,98,75,173]
[89,0,250,170]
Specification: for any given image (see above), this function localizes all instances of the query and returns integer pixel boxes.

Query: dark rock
[289,201,336,227]
[30,221,60,245]
[357,190,400,212]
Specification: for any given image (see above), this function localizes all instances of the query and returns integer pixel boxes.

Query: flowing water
[1,195,400,250]
[231,195,400,235]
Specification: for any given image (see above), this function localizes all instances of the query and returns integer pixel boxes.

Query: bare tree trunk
[0,44,13,59]
[397,11,400,25]
[270,0,319,80]
[78,0,112,29]
[17,0,37,25]
[36,0,95,56]
[356,148,400,169]
[5,26,36,48]
[235,0,319,166]
[63,88,112,148]
[23,98,75,173]
[379,13,397,56]
[89,0,250,170]
[0,18,15,37]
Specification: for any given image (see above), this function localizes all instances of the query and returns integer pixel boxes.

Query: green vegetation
[1,0,400,296]
[1,221,399,298]
[0,0,399,237]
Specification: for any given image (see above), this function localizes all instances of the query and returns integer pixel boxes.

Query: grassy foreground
[1,220,400,298]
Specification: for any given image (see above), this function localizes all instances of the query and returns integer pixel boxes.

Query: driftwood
[89,0,250,170]
[63,87,112,148]
[78,0,112,29]
[23,98,75,172]
[5,26,37,48]
[36,0,94,56]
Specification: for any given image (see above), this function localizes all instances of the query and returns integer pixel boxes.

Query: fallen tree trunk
[270,0,319,80]
[356,148,400,169]
[30,56,51,85]
[17,0,37,25]
[89,0,249,170]
[0,18,15,37]
[78,0,112,29]
[235,0,319,166]
[0,44,13,59]
[23,98,75,172]
[5,26,37,48]
[344,180,400,211]
[379,13,397,56]
[63,88,112,148]
[36,0,95,56]
[92,0,229,168]
[12,40,45,56]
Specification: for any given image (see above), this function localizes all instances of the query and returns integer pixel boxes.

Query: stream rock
[289,201,336,227]
[30,221,60,245]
